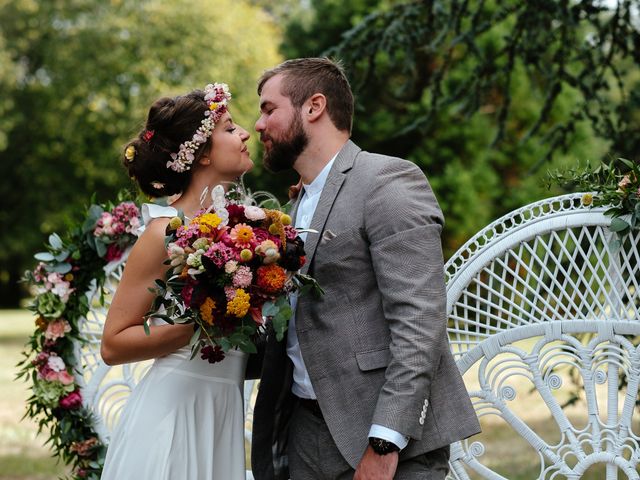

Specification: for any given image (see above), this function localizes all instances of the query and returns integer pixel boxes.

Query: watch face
[369,437,398,455]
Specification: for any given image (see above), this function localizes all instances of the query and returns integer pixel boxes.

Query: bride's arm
[100,218,193,366]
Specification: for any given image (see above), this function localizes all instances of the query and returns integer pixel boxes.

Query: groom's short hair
[258,57,354,134]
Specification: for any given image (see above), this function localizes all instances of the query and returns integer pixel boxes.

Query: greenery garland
[16,193,141,480]
[549,158,640,249]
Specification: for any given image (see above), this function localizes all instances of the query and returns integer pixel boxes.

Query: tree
[0,0,282,307]
[278,0,635,254]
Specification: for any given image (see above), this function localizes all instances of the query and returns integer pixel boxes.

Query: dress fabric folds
[101,204,248,479]
[101,346,248,479]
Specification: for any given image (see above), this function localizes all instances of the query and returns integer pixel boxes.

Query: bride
[100,83,253,479]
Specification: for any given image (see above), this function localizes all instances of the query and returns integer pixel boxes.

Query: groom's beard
[261,113,308,173]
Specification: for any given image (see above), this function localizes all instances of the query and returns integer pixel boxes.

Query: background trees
[2,0,639,307]
[0,0,281,306]
[278,0,637,251]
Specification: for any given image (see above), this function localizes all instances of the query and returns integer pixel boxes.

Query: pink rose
[59,390,83,409]
[45,370,58,382]
[58,370,75,385]
[44,319,71,341]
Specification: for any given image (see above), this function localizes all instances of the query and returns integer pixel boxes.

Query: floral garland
[549,157,640,250]
[17,195,141,480]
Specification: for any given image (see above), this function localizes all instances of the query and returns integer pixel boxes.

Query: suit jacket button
[419,417,425,425]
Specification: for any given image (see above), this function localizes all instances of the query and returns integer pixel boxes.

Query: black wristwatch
[369,437,400,455]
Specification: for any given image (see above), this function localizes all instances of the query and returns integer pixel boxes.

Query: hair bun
[121,90,211,198]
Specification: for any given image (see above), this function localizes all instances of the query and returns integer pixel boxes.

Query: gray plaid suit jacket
[251,140,480,480]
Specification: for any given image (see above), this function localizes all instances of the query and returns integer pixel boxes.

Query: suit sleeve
[363,158,446,440]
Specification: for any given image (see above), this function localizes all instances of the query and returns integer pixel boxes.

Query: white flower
[211,185,226,210]
[245,206,266,221]
[225,260,238,274]
[51,281,74,303]
[186,250,205,276]
[47,355,66,372]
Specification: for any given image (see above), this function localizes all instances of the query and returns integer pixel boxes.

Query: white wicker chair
[445,193,640,479]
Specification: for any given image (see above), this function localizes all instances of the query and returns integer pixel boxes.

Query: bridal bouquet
[145,185,321,363]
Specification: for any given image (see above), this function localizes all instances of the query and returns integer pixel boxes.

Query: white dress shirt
[287,152,409,450]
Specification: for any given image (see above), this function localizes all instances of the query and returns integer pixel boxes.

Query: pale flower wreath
[166,83,232,173]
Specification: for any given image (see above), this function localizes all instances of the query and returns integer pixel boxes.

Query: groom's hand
[354,446,399,480]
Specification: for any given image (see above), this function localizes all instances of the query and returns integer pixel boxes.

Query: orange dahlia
[256,264,286,294]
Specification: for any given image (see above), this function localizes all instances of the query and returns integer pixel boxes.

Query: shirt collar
[302,152,338,197]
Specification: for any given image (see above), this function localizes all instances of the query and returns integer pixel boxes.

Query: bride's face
[206,111,253,179]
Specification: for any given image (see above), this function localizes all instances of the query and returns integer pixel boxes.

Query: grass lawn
[0,310,69,479]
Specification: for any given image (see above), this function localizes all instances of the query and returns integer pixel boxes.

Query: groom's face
[256,75,309,172]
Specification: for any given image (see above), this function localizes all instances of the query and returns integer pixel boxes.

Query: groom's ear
[305,94,326,123]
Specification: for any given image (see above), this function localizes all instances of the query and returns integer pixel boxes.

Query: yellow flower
[195,213,222,234]
[200,297,216,326]
[581,193,593,206]
[226,289,250,318]
[124,145,136,162]
[240,249,253,262]
[280,214,292,226]
[209,102,218,111]
[169,216,182,230]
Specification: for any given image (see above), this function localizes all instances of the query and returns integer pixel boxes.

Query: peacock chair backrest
[444,193,640,479]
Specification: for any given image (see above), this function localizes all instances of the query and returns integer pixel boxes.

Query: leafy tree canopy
[0,0,282,306]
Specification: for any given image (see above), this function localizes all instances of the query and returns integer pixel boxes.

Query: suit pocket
[355,348,390,371]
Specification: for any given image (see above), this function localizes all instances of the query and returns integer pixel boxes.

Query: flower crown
[166,83,232,173]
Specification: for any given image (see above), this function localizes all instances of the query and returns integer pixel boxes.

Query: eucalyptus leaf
[95,240,107,258]
[49,233,63,250]
[239,342,257,354]
[262,301,278,317]
[51,263,72,274]
[220,338,232,351]
[34,252,55,262]
[609,217,630,233]
[55,251,69,262]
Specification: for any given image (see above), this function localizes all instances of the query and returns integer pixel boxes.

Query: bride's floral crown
[166,83,232,173]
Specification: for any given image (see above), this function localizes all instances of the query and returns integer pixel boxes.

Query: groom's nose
[255,115,265,133]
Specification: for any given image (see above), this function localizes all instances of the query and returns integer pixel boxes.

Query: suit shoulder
[353,150,424,180]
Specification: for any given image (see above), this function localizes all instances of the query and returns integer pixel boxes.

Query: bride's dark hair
[123,90,211,197]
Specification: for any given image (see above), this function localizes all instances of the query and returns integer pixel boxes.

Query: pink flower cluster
[33,351,75,385]
[93,201,141,261]
[94,202,141,238]
[34,266,75,303]
[44,318,71,341]
[60,389,83,409]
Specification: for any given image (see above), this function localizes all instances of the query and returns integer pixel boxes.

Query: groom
[251,57,480,480]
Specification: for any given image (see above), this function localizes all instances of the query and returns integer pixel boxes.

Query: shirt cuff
[368,425,409,450]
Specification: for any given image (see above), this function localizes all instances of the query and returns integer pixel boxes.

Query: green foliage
[0,0,282,307]
[549,157,640,250]
[17,195,140,479]
[278,0,637,254]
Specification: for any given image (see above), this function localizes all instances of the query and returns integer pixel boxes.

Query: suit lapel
[300,140,360,275]
[289,195,302,226]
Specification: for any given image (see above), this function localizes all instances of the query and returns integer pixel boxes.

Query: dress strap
[137,203,179,236]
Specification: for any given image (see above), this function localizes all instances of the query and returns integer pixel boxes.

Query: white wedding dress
[101,204,249,480]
